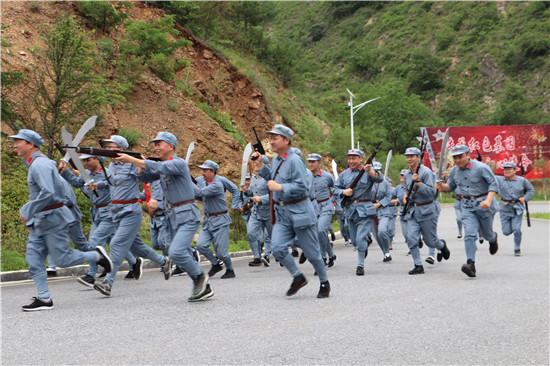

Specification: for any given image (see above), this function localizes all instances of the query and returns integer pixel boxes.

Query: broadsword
[61,116,97,164]
[61,127,99,197]
[437,128,450,182]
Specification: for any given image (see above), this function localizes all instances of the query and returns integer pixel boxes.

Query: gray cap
[102,135,129,149]
[8,129,44,147]
[290,147,303,157]
[400,169,408,175]
[148,131,178,149]
[307,153,322,161]
[198,160,219,172]
[347,149,364,158]
[373,161,382,171]
[265,124,294,140]
[503,162,517,169]
[79,154,105,163]
[404,147,421,156]
[450,145,469,156]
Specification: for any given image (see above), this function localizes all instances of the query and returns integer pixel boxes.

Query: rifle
[62,146,161,161]
[519,160,531,227]
[341,140,383,208]
[241,199,255,214]
[48,132,79,171]
[250,127,265,160]
[401,132,428,218]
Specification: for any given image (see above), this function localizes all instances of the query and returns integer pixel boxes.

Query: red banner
[422,124,550,176]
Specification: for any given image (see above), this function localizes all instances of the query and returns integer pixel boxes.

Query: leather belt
[317,198,330,204]
[412,201,433,206]
[501,198,518,204]
[310,198,315,201]
[458,193,488,200]
[205,210,228,217]
[92,203,109,209]
[354,199,374,203]
[111,199,139,204]
[389,204,397,207]
[166,199,195,210]
[41,202,64,212]
[274,196,308,206]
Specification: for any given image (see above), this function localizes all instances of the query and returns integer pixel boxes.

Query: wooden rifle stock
[341,140,383,208]
[62,146,161,161]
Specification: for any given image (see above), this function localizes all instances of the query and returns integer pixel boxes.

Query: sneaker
[331,232,336,241]
[77,274,95,288]
[383,255,392,263]
[440,240,450,260]
[408,265,424,275]
[489,233,498,255]
[457,234,463,239]
[94,280,111,296]
[161,256,172,280]
[124,271,135,280]
[94,246,113,273]
[21,297,53,312]
[291,250,299,258]
[479,238,484,244]
[192,247,201,263]
[425,256,435,265]
[419,239,424,249]
[317,281,331,298]
[221,269,236,279]
[406,251,411,256]
[514,250,522,256]
[172,266,187,276]
[461,259,476,278]
[133,257,143,280]
[328,255,336,268]
[344,240,350,247]
[261,256,270,267]
[249,258,262,267]
[367,235,373,245]
[208,263,224,277]
[356,266,365,276]
[97,269,108,278]
[190,273,209,297]
[189,283,214,302]
[286,274,308,296]
[46,268,57,278]
[299,252,307,264]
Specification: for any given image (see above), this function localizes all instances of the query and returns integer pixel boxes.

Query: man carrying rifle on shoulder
[403,147,450,276]
[332,148,383,276]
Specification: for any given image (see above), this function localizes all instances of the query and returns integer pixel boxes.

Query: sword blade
[240,143,253,186]
[384,150,392,178]
[437,128,450,180]
[185,141,195,163]
[61,127,94,186]
[331,159,338,179]
[62,116,97,162]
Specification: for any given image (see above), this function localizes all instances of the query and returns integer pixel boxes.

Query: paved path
[2,204,549,365]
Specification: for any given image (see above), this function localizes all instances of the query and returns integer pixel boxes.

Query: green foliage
[77,1,132,33]
[118,127,142,147]
[406,49,448,99]
[168,98,179,112]
[492,80,532,125]
[196,101,246,148]
[229,209,248,243]
[1,26,26,128]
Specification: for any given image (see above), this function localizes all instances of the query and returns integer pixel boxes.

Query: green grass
[529,213,550,220]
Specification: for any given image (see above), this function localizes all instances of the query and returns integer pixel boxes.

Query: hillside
[1,1,290,180]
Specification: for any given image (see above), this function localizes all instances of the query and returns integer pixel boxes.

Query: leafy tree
[406,49,448,99]
[77,1,132,33]
[492,81,532,125]
[15,15,123,157]
[1,26,26,130]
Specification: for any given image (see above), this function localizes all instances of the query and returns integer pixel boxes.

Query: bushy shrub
[77,1,132,33]
[118,127,141,147]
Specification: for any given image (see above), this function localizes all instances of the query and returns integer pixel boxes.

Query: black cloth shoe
[189,283,214,302]
[328,255,336,267]
[286,274,308,296]
[261,256,270,267]
[408,265,425,275]
[249,258,262,267]
[514,250,522,256]
[441,240,450,260]
[46,268,56,278]
[77,274,95,288]
[221,269,236,279]
[133,257,143,280]
[190,273,209,297]
[425,256,435,265]
[172,266,186,277]
[208,263,224,277]
[291,250,299,258]
[21,297,53,312]
[299,252,307,264]
[489,233,498,255]
[383,255,392,263]
[419,239,424,249]
[95,246,113,273]
[356,266,364,276]
[479,238,484,244]
[461,259,476,277]
[98,269,108,278]
[331,232,336,242]
[317,281,330,298]
[124,271,135,280]
[94,280,111,297]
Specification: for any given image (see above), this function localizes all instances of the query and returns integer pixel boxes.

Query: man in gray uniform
[116,132,213,301]
[403,147,450,275]
[195,160,236,279]
[252,125,330,298]
[496,161,535,256]
[333,149,383,276]
[368,161,393,262]
[9,129,112,311]
[436,145,499,278]
[307,153,337,267]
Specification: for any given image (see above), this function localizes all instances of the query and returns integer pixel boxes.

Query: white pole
[350,93,354,149]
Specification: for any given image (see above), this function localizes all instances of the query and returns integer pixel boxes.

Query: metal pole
[349,92,355,149]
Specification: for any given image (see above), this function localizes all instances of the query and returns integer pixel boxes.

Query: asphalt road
[2,203,549,365]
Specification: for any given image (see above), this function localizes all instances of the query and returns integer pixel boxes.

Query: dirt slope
[1,1,280,180]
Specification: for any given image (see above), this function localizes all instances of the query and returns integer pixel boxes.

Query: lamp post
[347,89,380,150]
